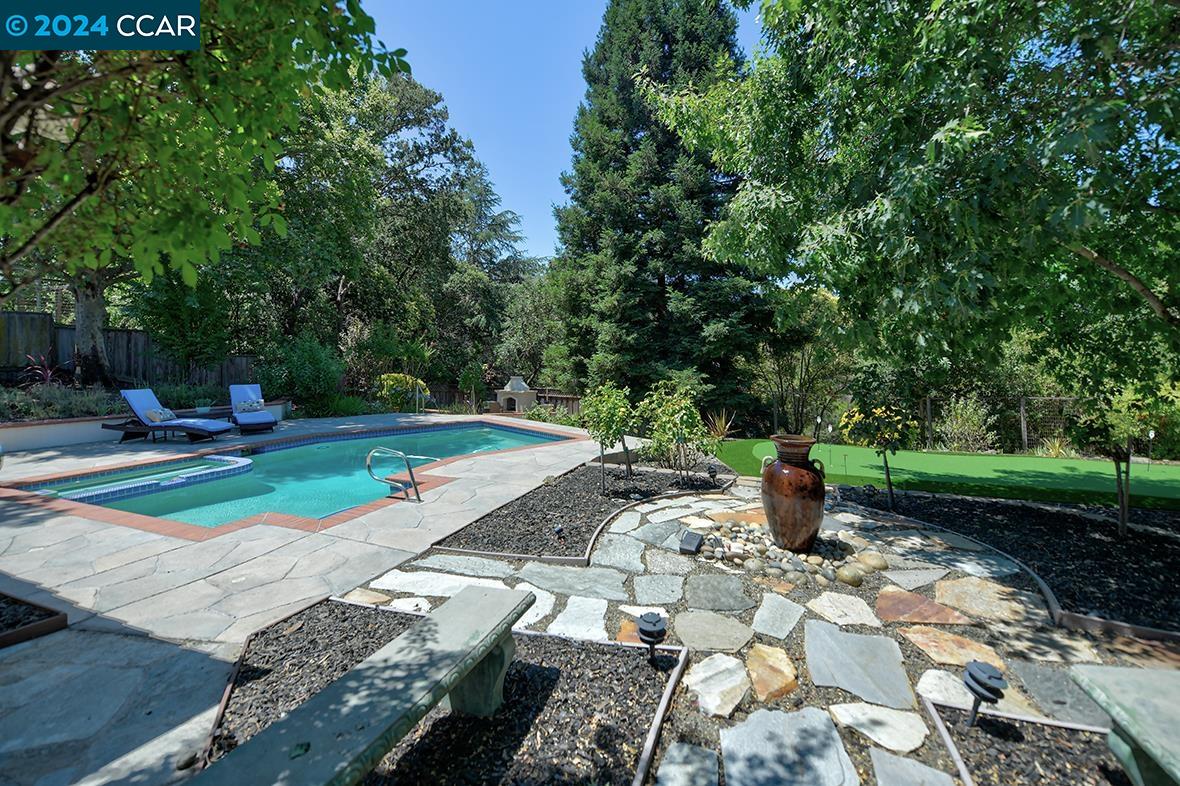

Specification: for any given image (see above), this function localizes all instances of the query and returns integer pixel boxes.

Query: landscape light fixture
[707,463,718,483]
[553,524,564,537]
[680,530,704,555]
[962,660,1006,726]
[637,612,666,661]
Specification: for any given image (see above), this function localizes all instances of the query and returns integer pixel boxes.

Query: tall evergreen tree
[549,0,768,408]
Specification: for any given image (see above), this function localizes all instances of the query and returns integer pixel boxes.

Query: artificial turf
[717,439,1180,509]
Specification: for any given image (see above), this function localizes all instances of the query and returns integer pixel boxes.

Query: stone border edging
[832,489,1180,644]
[198,594,688,786]
[0,596,67,650]
[435,463,736,567]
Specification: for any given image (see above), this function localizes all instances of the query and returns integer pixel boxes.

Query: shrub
[0,385,122,421]
[635,381,720,481]
[704,408,736,441]
[935,395,999,453]
[152,383,227,409]
[322,394,373,417]
[1035,435,1078,458]
[582,382,636,488]
[256,334,344,415]
[523,403,578,427]
[375,373,430,413]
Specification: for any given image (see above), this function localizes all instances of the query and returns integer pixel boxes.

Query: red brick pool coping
[0,418,586,542]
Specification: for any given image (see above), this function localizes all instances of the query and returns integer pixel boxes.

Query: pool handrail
[365,447,437,503]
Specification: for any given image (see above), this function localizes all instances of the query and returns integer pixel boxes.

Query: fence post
[925,396,933,451]
[1020,396,1028,451]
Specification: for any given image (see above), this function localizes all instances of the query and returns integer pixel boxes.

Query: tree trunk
[599,445,607,495]
[771,401,779,434]
[621,435,633,479]
[73,276,114,387]
[882,451,895,511]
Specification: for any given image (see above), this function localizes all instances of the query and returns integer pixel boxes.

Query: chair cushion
[234,410,276,426]
[160,418,234,434]
[235,399,265,413]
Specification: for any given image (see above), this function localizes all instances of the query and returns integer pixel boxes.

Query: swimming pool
[31,424,564,528]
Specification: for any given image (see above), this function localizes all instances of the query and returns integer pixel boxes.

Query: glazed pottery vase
[760,434,826,551]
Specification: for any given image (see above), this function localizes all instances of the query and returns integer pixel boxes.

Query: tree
[746,288,853,435]
[0,6,408,304]
[582,381,636,491]
[840,405,918,510]
[550,0,769,409]
[497,274,559,384]
[453,163,536,283]
[650,0,1179,357]
[635,380,721,484]
[130,268,231,381]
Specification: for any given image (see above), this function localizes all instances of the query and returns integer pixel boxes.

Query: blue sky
[368,2,762,260]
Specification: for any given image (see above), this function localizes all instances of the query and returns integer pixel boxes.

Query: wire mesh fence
[916,395,1085,454]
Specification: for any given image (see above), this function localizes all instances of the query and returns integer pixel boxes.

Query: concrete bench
[196,586,535,786]
[1071,665,1180,786]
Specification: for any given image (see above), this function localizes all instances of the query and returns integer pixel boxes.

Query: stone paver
[608,510,643,534]
[870,748,954,786]
[385,596,432,613]
[370,569,506,597]
[635,574,685,605]
[805,620,915,709]
[0,630,231,786]
[806,592,881,627]
[648,506,696,523]
[933,576,1038,622]
[875,585,973,625]
[645,550,695,575]
[745,643,798,702]
[684,574,755,612]
[900,548,1021,578]
[1010,660,1110,727]
[720,708,860,786]
[341,587,391,605]
[991,620,1100,663]
[410,553,516,578]
[828,703,928,753]
[591,534,648,573]
[655,742,718,786]
[631,519,684,548]
[881,568,947,590]
[674,611,754,652]
[511,582,556,629]
[901,625,1005,671]
[546,596,608,641]
[916,669,1042,717]
[751,593,804,639]
[515,561,628,601]
[619,604,667,618]
[683,653,750,717]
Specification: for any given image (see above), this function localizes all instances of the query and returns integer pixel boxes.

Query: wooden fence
[1,311,255,387]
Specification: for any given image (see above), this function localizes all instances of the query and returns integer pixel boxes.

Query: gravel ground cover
[438,464,728,558]
[842,487,1180,632]
[207,599,674,785]
[938,707,1132,785]
[0,593,55,638]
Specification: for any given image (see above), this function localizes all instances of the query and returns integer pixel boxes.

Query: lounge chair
[103,389,234,443]
[229,384,277,434]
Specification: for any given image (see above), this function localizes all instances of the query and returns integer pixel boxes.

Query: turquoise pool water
[97,425,559,527]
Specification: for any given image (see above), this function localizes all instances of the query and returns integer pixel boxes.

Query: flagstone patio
[345,477,1176,784]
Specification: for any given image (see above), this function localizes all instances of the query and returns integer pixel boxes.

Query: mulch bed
[207,600,677,785]
[842,488,1180,632]
[437,464,727,558]
[938,707,1132,786]
[0,593,56,638]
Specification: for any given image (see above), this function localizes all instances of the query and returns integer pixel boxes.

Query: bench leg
[1108,724,1173,786]
[443,633,514,718]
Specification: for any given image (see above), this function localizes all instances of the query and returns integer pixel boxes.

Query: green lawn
[717,439,1180,509]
